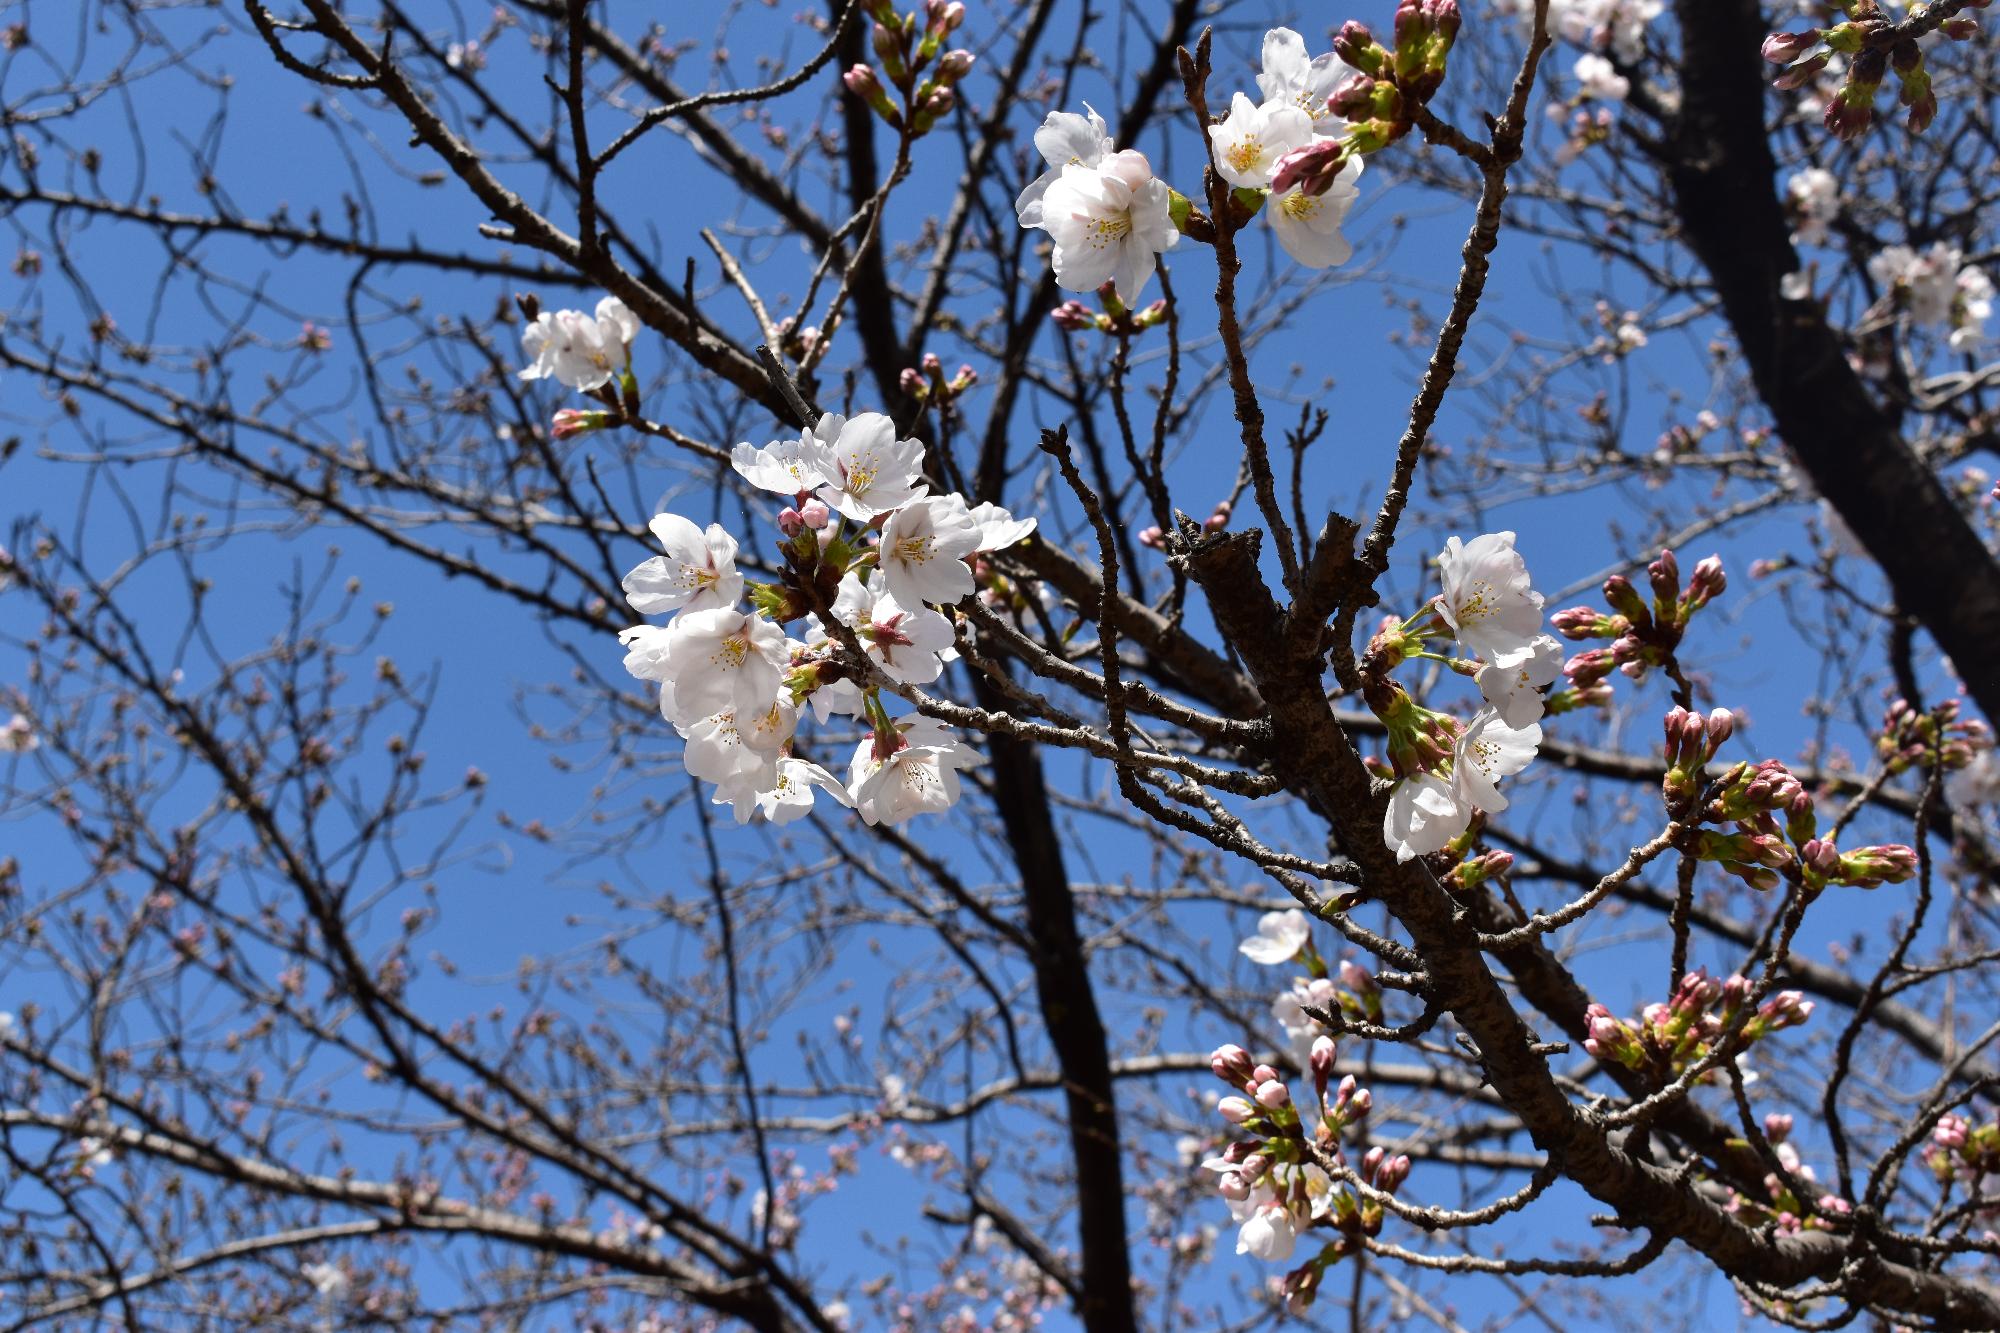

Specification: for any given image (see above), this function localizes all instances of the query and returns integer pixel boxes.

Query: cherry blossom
[1435,531,1546,661]
[1573,52,1629,101]
[714,758,852,825]
[1014,105,1114,229]
[849,716,984,825]
[832,572,956,685]
[622,514,743,616]
[1268,157,1364,270]
[0,713,36,754]
[732,423,836,497]
[679,707,782,790]
[1868,243,1993,351]
[1786,167,1839,247]
[1384,772,1470,863]
[1034,150,1180,303]
[302,1261,350,1299]
[1207,92,1314,190]
[1256,27,1355,134]
[813,413,929,521]
[967,501,1038,552]
[878,495,981,607]
[519,296,639,392]
[1233,1195,1298,1261]
[648,609,789,725]
[1451,706,1542,814]
[1475,633,1564,727]
[1239,908,1312,965]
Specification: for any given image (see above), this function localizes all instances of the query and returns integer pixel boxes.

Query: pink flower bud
[1216,1170,1251,1200]
[1217,1095,1256,1124]
[1765,1113,1794,1142]
[1137,525,1165,549]
[1271,139,1350,197]
[1310,1035,1338,1076]
[1761,30,1821,64]
[843,64,881,99]
[1210,1043,1256,1085]
[1254,1079,1291,1110]
[899,367,927,398]
[777,508,805,537]
[1348,1087,1372,1116]
[551,408,607,440]
[1251,1064,1281,1086]
[1551,605,1610,639]
[800,499,832,530]
[1051,299,1098,331]
[1772,51,1831,90]
[937,48,975,82]
[1936,1114,1971,1150]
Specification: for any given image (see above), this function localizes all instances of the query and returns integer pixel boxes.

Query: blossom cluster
[1583,968,1813,1080]
[1866,242,1993,353]
[1240,908,1387,1066]
[1727,1113,1852,1232]
[614,411,1034,826]
[519,295,639,394]
[1490,0,1659,106]
[1362,531,1555,861]
[1015,17,1464,306]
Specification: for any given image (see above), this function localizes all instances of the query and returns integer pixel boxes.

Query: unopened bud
[1254,1079,1291,1110]
[778,507,805,537]
[1210,1043,1256,1085]
[936,48,975,83]
[1271,139,1349,197]
[1762,30,1822,64]
[1217,1095,1256,1125]
[1333,21,1387,76]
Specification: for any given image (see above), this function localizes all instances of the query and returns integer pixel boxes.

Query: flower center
[1226,137,1263,175]
[1280,191,1320,221]
[1089,212,1132,248]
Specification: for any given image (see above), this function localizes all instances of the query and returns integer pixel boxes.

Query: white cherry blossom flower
[679,708,781,789]
[849,716,983,825]
[1257,27,1355,134]
[1435,531,1546,661]
[1239,908,1312,965]
[1015,104,1115,228]
[519,296,639,392]
[1452,706,1542,814]
[1268,156,1363,269]
[1038,150,1180,303]
[1383,772,1470,863]
[967,501,1037,552]
[1869,243,1992,350]
[1234,1196,1297,1261]
[1948,747,2000,809]
[302,1261,350,1299]
[1786,167,1839,247]
[732,421,835,497]
[714,757,852,825]
[1207,92,1314,190]
[1475,633,1564,727]
[654,609,790,725]
[1573,52,1630,101]
[0,713,36,754]
[832,573,956,685]
[814,413,928,521]
[879,495,981,607]
[622,514,742,616]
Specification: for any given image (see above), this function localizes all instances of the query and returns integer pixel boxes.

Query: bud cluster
[1276,0,1461,190]
[1692,754,1917,892]
[1204,1038,1403,1309]
[898,352,978,408]
[1727,1113,1853,1232]
[1762,0,1984,140]
[1876,698,1990,775]
[845,1,975,135]
[1926,1113,2000,1198]
[1583,970,1813,1079]
[1548,549,1723,709]
[1139,499,1230,550]
[1050,284,1171,337]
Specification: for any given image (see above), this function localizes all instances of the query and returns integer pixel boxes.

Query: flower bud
[936,48,975,83]
[1772,52,1831,91]
[1328,74,1377,121]
[1686,554,1727,609]
[1942,17,1980,39]
[1210,1043,1256,1085]
[1648,548,1681,610]
[1254,1079,1291,1110]
[1602,574,1650,625]
[798,499,831,531]
[1137,525,1165,549]
[1216,1170,1251,1200]
[1310,1035,1338,1079]
[1765,1112,1794,1142]
[777,507,805,537]
[1271,139,1349,197]
[843,64,902,125]
[551,407,610,440]
[1837,843,1918,887]
[1935,1113,1971,1150]
[1218,1095,1256,1125]
[1333,21,1388,76]
[1761,30,1822,64]
[1050,299,1099,332]
[899,366,928,399]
